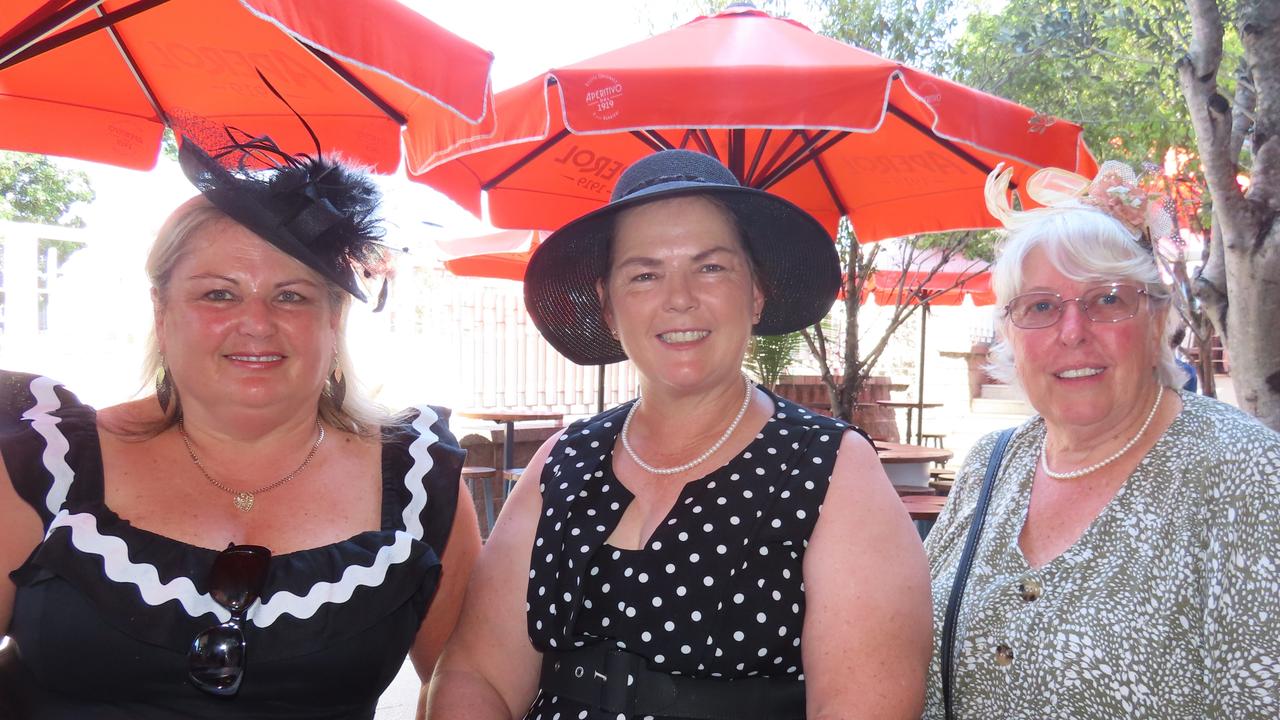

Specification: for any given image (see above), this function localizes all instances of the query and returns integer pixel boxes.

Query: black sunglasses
[188,543,272,696]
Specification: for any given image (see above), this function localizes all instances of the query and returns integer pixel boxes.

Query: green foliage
[949,0,1241,166]
[744,332,805,390]
[0,152,95,227]
[913,229,999,262]
[816,0,957,71]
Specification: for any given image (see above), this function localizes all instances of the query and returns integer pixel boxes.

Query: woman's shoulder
[0,370,90,424]
[0,370,103,526]
[1177,390,1279,445]
[1168,390,1280,489]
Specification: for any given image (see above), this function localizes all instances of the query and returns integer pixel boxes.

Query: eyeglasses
[1003,284,1150,329]
[188,543,271,696]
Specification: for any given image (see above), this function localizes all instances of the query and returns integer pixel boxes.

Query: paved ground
[375,660,421,720]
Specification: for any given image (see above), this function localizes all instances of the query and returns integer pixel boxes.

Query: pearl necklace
[621,374,755,475]
[1040,384,1164,480]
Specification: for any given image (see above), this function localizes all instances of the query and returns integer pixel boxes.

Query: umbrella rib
[484,128,572,191]
[744,128,772,186]
[629,131,668,152]
[0,0,89,59]
[728,128,745,182]
[760,130,851,217]
[300,44,408,126]
[754,129,831,189]
[885,103,1012,185]
[751,130,803,188]
[99,4,169,126]
[0,0,170,71]
[695,129,719,160]
[809,144,849,218]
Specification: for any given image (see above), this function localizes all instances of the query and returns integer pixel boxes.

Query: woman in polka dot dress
[428,151,932,719]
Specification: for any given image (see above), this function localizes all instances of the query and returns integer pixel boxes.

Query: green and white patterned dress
[924,390,1280,718]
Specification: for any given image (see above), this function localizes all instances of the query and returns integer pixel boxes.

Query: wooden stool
[462,466,497,535]
[929,479,953,496]
[893,484,936,497]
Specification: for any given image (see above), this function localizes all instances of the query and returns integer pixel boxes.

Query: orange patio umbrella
[436,229,545,283]
[866,255,995,307]
[0,0,495,172]
[866,251,995,444]
[409,4,1096,240]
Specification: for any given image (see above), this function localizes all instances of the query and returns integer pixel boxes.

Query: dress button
[1017,577,1043,602]
[994,644,1015,666]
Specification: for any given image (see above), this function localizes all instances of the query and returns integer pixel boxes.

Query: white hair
[984,203,1185,391]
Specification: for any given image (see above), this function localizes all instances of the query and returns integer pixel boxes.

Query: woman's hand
[425,435,560,719]
[802,431,933,719]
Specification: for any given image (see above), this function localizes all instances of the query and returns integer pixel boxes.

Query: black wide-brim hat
[524,149,840,365]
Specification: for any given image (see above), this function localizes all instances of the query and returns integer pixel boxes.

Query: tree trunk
[1178,0,1280,429]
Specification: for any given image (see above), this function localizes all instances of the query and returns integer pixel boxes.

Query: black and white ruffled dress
[523,388,862,720]
[0,371,464,720]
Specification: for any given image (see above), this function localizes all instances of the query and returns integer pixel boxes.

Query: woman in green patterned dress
[925,164,1280,718]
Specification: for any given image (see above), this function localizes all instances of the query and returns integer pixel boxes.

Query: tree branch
[1177,0,1251,243]
[1240,0,1280,210]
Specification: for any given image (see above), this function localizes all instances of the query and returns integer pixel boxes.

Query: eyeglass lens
[1007,285,1144,329]
[188,543,271,696]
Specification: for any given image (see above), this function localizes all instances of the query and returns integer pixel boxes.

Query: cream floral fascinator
[986,161,1175,247]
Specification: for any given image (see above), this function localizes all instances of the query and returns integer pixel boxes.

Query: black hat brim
[524,182,840,366]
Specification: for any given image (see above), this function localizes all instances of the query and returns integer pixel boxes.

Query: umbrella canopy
[0,0,495,172]
[436,229,544,282]
[409,5,1095,240]
[866,251,994,307]
[867,250,994,445]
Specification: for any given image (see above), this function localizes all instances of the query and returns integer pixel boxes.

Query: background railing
[358,264,640,417]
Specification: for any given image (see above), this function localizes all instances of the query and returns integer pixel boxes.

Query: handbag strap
[941,427,1016,720]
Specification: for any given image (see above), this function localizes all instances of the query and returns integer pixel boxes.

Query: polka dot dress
[524,388,859,720]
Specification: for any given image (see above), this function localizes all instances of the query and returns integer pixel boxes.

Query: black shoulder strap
[941,427,1016,720]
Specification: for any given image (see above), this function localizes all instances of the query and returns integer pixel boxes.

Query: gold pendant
[233,492,255,512]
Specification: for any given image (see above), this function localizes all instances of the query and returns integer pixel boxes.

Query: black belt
[540,643,806,720]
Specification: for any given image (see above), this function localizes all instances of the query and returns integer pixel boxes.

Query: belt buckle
[597,648,637,716]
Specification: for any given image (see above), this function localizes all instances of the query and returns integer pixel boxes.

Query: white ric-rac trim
[24,375,440,626]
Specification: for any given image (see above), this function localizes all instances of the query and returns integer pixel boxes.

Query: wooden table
[900,494,947,521]
[875,441,953,488]
[901,494,948,539]
[876,399,944,446]
[457,410,564,471]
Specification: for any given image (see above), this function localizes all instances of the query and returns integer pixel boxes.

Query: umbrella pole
[916,304,928,445]
[597,365,606,413]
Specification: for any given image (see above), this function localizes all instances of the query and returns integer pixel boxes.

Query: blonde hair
[983,181,1183,391]
[140,195,394,436]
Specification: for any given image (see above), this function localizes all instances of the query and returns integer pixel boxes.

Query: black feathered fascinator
[177,126,392,309]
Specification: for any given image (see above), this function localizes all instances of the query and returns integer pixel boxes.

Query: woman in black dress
[429,150,931,719]
[0,135,479,718]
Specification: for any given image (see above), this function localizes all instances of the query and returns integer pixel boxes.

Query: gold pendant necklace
[179,419,325,512]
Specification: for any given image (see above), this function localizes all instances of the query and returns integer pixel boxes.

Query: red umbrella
[0,0,495,172]
[436,229,545,283]
[866,253,994,306]
[409,5,1095,239]
[866,250,994,444]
